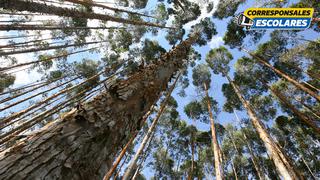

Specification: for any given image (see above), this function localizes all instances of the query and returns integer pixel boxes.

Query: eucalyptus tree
[191,63,224,179]
[206,46,301,179]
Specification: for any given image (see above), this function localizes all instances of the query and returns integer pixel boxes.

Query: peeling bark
[0,36,195,179]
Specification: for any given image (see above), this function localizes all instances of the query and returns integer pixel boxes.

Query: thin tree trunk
[132,128,156,180]
[242,131,265,180]
[63,0,156,19]
[1,70,104,126]
[0,76,79,112]
[0,80,103,145]
[1,0,172,29]
[242,48,320,102]
[272,87,320,134]
[225,74,302,179]
[122,73,180,180]
[203,82,224,180]
[230,160,238,180]
[300,154,316,179]
[0,47,98,72]
[113,155,127,180]
[0,75,68,104]
[293,96,320,118]
[0,24,125,31]
[0,34,196,179]
[103,110,152,180]
[188,137,195,180]
[0,40,107,56]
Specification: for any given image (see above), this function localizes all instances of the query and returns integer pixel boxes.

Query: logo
[234,8,314,30]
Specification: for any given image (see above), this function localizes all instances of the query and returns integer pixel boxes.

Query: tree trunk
[0,76,79,112]
[230,160,238,180]
[225,74,302,180]
[203,83,224,180]
[269,85,320,135]
[242,48,320,102]
[63,0,155,19]
[103,109,152,179]
[0,35,196,179]
[1,47,97,72]
[242,131,265,180]
[0,24,125,31]
[122,73,180,180]
[0,0,171,29]
[188,137,195,180]
[0,40,107,56]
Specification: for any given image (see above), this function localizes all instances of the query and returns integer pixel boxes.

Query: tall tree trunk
[203,83,224,180]
[225,73,302,180]
[103,109,152,179]
[0,40,107,56]
[122,73,180,180]
[63,0,155,18]
[270,86,320,134]
[0,35,196,179]
[0,0,171,29]
[242,131,265,180]
[230,160,238,180]
[188,137,195,180]
[242,48,320,102]
[0,47,97,72]
[0,24,125,31]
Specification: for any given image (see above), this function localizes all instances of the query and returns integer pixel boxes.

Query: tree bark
[225,74,302,180]
[0,47,98,72]
[242,48,320,102]
[63,0,155,19]
[0,0,171,29]
[0,24,125,31]
[0,40,107,56]
[122,73,180,180]
[0,34,195,179]
[204,83,224,180]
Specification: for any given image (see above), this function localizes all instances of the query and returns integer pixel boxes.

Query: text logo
[234,8,314,30]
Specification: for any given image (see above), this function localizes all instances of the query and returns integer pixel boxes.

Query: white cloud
[208,35,224,49]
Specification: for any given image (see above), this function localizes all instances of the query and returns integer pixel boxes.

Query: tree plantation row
[0,0,319,179]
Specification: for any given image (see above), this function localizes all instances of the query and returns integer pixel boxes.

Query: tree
[0,16,216,177]
[206,46,301,179]
[191,64,224,180]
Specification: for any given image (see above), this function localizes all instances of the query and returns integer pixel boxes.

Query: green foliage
[223,20,246,49]
[192,64,211,90]
[206,46,233,75]
[213,0,245,19]
[189,17,217,46]
[0,73,15,93]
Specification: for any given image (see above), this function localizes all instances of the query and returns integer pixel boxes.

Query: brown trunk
[0,75,68,105]
[0,40,107,56]
[242,48,320,102]
[103,110,152,179]
[122,73,180,180]
[188,137,195,180]
[0,82,103,145]
[270,87,320,134]
[204,83,224,180]
[1,47,98,72]
[1,70,105,125]
[293,96,320,118]
[225,74,302,180]
[0,24,125,31]
[230,160,238,180]
[0,34,195,179]
[1,0,171,29]
[63,0,155,19]
[242,131,265,180]
[0,76,79,112]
